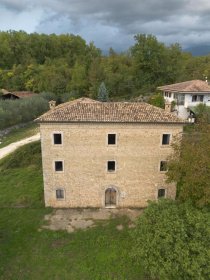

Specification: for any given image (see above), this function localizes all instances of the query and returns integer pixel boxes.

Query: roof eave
[36,120,187,125]
[158,88,210,93]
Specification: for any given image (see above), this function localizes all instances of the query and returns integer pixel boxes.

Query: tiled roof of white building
[158,80,210,92]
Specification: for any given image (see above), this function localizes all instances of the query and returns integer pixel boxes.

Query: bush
[148,93,165,108]
[131,200,210,280]
[0,92,57,130]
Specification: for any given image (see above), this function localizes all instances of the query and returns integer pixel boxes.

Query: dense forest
[1,31,210,100]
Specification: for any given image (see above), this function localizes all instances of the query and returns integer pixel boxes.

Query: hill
[184,45,210,56]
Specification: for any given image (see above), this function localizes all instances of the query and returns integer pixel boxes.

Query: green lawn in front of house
[0,142,145,280]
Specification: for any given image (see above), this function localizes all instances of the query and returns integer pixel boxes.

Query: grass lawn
[0,142,145,280]
[0,122,39,148]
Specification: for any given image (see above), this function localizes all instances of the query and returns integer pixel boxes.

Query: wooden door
[105,188,116,206]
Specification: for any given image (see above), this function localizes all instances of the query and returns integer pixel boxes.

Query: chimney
[165,101,172,113]
[49,100,56,110]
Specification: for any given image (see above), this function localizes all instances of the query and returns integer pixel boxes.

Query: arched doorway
[105,187,117,207]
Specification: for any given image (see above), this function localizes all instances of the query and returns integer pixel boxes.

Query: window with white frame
[192,95,204,102]
[177,94,185,105]
[54,161,63,172]
[108,134,116,145]
[53,133,62,145]
[56,189,65,200]
[107,161,116,172]
[162,134,170,145]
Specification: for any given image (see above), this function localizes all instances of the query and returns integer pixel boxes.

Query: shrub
[131,200,210,280]
[0,92,57,129]
[148,93,165,108]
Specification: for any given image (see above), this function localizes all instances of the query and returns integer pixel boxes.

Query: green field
[0,142,145,280]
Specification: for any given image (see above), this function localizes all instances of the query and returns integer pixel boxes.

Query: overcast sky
[0,0,210,51]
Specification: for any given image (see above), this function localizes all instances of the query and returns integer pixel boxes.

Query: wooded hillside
[1,31,210,99]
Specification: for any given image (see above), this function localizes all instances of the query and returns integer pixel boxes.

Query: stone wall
[40,122,183,208]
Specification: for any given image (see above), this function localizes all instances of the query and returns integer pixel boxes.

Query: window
[192,95,204,102]
[158,189,166,198]
[107,161,116,172]
[165,92,172,98]
[162,134,170,145]
[53,133,62,145]
[108,134,116,145]
[160,161,168,172]
[56,189,65,199]
[55,161,63,172]
[177,94,185,105]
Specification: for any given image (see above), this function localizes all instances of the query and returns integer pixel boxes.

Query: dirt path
[0,133,40,159]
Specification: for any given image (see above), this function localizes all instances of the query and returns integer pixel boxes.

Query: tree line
[1,31,210,100]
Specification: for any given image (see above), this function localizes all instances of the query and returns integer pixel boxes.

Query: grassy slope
[0,142,144,280]
[0,122,39,148]
[0,141,44,208]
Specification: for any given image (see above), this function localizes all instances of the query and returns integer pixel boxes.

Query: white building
[158,80,210,119]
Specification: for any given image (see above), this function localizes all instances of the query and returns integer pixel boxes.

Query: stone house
[158,80,210,119]
[35,98,185,208]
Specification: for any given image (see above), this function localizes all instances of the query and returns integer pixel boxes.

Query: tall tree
[167,118,210,207]
[97,82,109,102]
[131,34,183,93]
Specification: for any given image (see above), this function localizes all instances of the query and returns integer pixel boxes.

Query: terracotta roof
[35,97,185,124]
[1,91,37,98]
[157,80,210,92]
[1,89,11,94]
[11,91,37,98]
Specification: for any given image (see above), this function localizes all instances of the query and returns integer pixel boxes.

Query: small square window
[162,134,170,145]
[107,161,116,172]
[160,161,168,172]
[158,189,166,198]
[55,161,63,171]
[53,133,62,145]
[108,134,116,145]
[56,189,64,199]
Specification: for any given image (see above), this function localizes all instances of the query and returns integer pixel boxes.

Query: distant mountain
[184,45,210,56]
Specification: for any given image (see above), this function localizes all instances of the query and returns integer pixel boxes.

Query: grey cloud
[1,0,210,50]
[0,0,32,12]
[34,0,210,39]
[39,0,188,27]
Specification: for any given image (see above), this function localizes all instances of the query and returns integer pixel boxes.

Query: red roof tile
[36,97,185,124]
[158,80,210,92]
